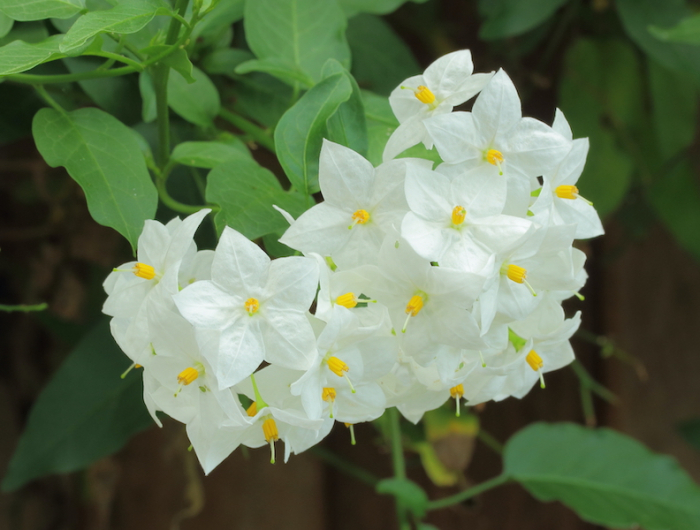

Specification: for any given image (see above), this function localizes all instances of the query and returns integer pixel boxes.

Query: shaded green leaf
[347,13,420,96]
[0,34,65,75]
[322,59,368,157]
[236,57,315,88]
[141,45,195,83]
[616,0,700,84]
[32,107,157,250]
[227,72,292,128]
[138,70,156,123]
[167,65,220,127]
[505,422,700,529]
[559,38,640,217]
[244,0,350,84]
[0,11,13,38]
[206,157,307,239]
[1,319,154,492]
[647,160,700,261]
[274,72,352,195]
[202,48,252,75]
[339,0,429,16]
[678,419,700,452]
[651,13,700,45]
[0,0,84,21]
[376,477,429,518]
[60,0,169,53]
[190,0,243,47]
[648,59,698,159]
[171,140,251,169]
[479,0,567,40]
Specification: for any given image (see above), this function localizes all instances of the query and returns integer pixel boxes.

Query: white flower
[383,49,494,161]
[173,227,319,388]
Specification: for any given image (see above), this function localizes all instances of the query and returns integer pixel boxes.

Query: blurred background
[1,0,699,528]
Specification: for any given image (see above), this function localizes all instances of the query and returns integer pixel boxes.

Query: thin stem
[155,178,218,214]
[33,85,67,115]
[387,407,410,530]
[309,446,379,487]
[426,474,511,511]
[87,51,143,70]
[0,302,48,312]
[570,360,618,404]
[477,429,504,455]
[218,109,275,152]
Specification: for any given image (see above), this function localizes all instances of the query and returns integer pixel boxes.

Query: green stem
[477,429,504,455]
[426,474,511,511]
[155,178,217,214]
[570,360,618,404]
[387,408,410,530]
[219,109,275,152]
[0,302,48,312]
[309,446,379,487]
[33,85,67,115]
[87,51,143,70]
[250,373,268,409]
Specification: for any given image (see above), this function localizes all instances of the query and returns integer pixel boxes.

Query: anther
[555,185,593,205]
[485,149,504,175]
[504,264,537,297]
[451,205,467,225]
[262,417,279,464]
[348,209,370,229]
[414,85,436,105]
[246,401,258,417]
[177,367,199,386]
[327,356,356,393]
[450,384,464,417]
[336,292,358,308]
[132,263,156,280]
[245,297,260,315]
[402,294,425,333]
[526,350,546,389]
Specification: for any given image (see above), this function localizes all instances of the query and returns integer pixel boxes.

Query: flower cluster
[103,50,603,474]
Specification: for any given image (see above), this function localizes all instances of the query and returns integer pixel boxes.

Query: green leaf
[347,13,420,96]
[190,0,243,48]
[0,34,65,75]
[376,477,429,518]
[206,157,308,239]
[479,0,567,40]
[651,14,700,45]
[202,48,252,75]
[616,0,700,84]
[32,107,157,251]
[339,0,429,16]
[171,140,251,169]
[1,319,154,492]
[235,57,316,89]
[228,72,293,128]
[678,419,700,452]
[648,59,698,159]
[647,160,700,261]
[141,45,195,83]
[274,72,352,195]
[559,38,639,218]
[244,0,350,84]
[59,0,170,54]
[322,59,368,157]
[0,11,13,38]
[504,422,700,529]
[138,70,156,123]
[0,0,84,21]
[167,65,220,127]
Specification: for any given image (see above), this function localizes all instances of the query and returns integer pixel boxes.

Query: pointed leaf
[206,157,308,239]
[244,0,350,84]
[479,0,568,40]
[60,0,170,53]
[322,59,368,157]
[171,140,251,169]
[167,65,220,127]
[0,0,84,21]
[1,319,154,492]
[504,422,700,529]
[0,34,65,75]
[32,107,157,250]
[274,72,352,195]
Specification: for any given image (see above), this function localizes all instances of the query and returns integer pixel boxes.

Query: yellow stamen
[506,264,527,284]
[555,185,579,200]
[485,149,504,175]
[405,295,424,317]
[336,292,358,308]
[451,205,467,225]
[450,384,464,417]
[246,402,258,417]
[322,387,337,402]
[526,350,546,389]
[262,417,279,464]
[245,297,260,315]
[505,264,537,297]
[133,263,156,280]
[348,209,370,229]
[327,356,349,377]
[177,367,199,386]
[414,85,436,105]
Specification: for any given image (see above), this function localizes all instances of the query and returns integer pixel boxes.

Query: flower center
[133,263,156,280]
[485,149,504,175]
[336,292,358,308]
[177,367,199,386]
[322,387,337,418]
[402,293,426,333]
[451,205,467,225]
[450,384,465,417]
[526,350,546,389]
[326,356,356,393]
[348,209,370,229]
[245,297,260,315]
[262,416,279,464]
[414,85,436,105]
[555,185,579,200]
[501,263,537,297]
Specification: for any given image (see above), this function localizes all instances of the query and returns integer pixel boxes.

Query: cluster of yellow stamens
[326,356,356,393]
[348,209,370,229]
[485,149,504,175]
[262,417,279,464]
[336,292,358,308]
[555,185,593,205]
[451,205,467,226]
[322,387,337,418]
[133,263,156,280]
[526,350,546,389]
[402,294,425,333]
[174,364,203,397]
[450,384,464,417]
[245,297,260,315]
[504,264,537,297]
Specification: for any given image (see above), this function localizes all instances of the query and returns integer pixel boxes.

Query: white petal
[320,139,375,206]
[212,227,270,294]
